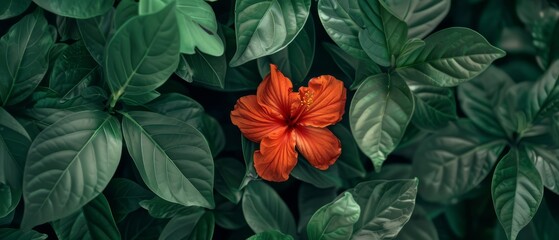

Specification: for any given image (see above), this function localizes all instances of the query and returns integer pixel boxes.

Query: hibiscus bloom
[230,64,347,182]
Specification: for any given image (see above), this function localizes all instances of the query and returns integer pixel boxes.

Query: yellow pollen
[300,91,314,108]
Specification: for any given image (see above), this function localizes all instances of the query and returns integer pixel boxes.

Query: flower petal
[254,128,297,182]
[231,95,283,142]
[296,75,347,127]
[295,126,341,170]
[257,64,296,120]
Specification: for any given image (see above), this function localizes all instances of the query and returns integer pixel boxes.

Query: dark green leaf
[413,120,506,203]
[158,210,209,240]
[529,199,559,240]
[21,111,122,228]
[350,73,414,171]
[523,144,559,195]
[492,148,543,240]
[181,51,226,89]
[118,210,168,240]
[176,54,193,83]
[198,114,225,157]
[51,194,120,240]
[122,111,214,209]
[56,16,81,41]
[0,228,47,240]
[105,3,179,107]
[77,9,114,64]
[526,60,559,120]
[0,9,54,106]
[104,178,154,223]
[397,27,506,87]
[350,179,418,239]
[240,136,258,189]
[307,192,360,240]
[230,0,311,66]
[352,60,382,90]
[248,230,294,240]
[32,0,113,18]
[407,79,457,131]
[358,0,408,66]
[242,181,296,236]
[394,205,439,240]
[323,42,359,83]
[330,124,366,179]
[114,0,138,28]
[291,156,342,189]
[214,158,244,204]
[396,38,425,67]
[297,183,337,234]
[387,0,451,39]
[215,198,247,230]
[0,0,32,20]
[0,184,17,219]
[140,196,201,219]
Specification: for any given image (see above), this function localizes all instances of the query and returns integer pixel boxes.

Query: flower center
[300,90,314,108]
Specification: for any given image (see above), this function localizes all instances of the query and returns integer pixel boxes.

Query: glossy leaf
[51,194,120,240]
[358,0,408,67]
[242,181,297,236]
[406,79,457,131]
[396,38,425,67]
[307,192,361,240]
[32,0,113,18]
[387,0,451,39]
[0,9,54,106]
[214,158,244,204]
[318,0,367,59]
[230,0,311,66]
[492,148,544,240]
[122,111,214,209]
[413,120,506,203]
[526,60,559,120]
[524,144,559,195]
[140,196,201,219]
[77,9,114,64]
[105,3,179,107]
[248,230,294,240]
[298,184,337,233]
[0,0,32,20]
[104,178,154,223]
[21,111,122,228]
[0,228,47,240]
[397,27,506,87]
[350,179,418,239]
[181,51,226,89]
[350,73,414,171]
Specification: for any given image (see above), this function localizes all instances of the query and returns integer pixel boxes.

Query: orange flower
[230,64,347,182]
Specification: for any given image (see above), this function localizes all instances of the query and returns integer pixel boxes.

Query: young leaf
[523,144,559,195]
[350,73,414,171]
[104,178,154,223]
[0,0,32,20]
[214,158,244,204]
[318,0,367,59]
[32,0,113,18]
[307,192,361,240]
[77,9,114,64]
[397,27,505,87]
[492,148,544,240]
[394,205,439,240]
[51,194,121,240]
[350,179,418,239]
[230,0,311,66]
[406,79,457,131]
[105,3,179,107]
[21,111,122,228]
[413,120,506,203]
[0,9,54,106]
[242,181,297,236]
[121,111,214,209]
[140,196,201,219]
[358,0,408,67]
[0,228,47,240]
[181,51,227,89]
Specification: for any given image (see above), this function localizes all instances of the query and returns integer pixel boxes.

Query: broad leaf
[297,183,337,233]
[291,156,342,189]
[413,120,506,203]
[56,16,81,41]
[121,111,214,209]
[214,158,244,204]
[350,73,414,171]
[492,148,543,240]
[248,230,294,240]
[159,211,214,240]
[0,9,54,106]
[406,79,457,131]
[32,0,113,18]
[230,0,311,66]
[77,9,114,64]
[114,0,138,28]
[396,38,425,66]
[51,194,120,240]
[242,181,297,236]
[104,178,154,223]
[140,196,201,219]
[0,228,47,240]
[318,0,367,59]
[180,51,226,89]
[307,192,361,240]
[350,179,418,239]
[524,144,559,195]
[105,3,179,107]
[394,205,439,240]
[0,0,32,20]
[214,197,247,230]
[21,111,122,228]
[526,60,559,120]
[386,0,451,39]
[358,0,408,67]
[397,27,505,87]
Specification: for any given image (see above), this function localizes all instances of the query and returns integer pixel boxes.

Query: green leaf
[457,66,513,138]
[413,120,506,203]
[160,211,214,240]
[492,148,544,240]
[140,196,201,219]
[181,51,226,89]
[56,16,81,41]
[114,0,138,28]
[0,228,47,240]
[396,38,425,67]
[297,183,337,234]
[214,158,244,204]
[0,0,32,20]
[198,114,225,157]
[523,144,559,195]
[230,0,311,66]
[248,230,294,240]
[139,0,224,56]
[394,205,439,240]
[349,73,414,171]
[122,111,214,209]
[330,124,366,179]
[0,9,54,106]
[51,194,120,240]
[397,27,506,87]
[350,179,418,239]
[242,181,297,236]
[77,9,114,65]
[318,0,367,59]
[529,199,559,240]
[214,197,246,230]
[118,210,168,240]
[21,110,122,228]
[358,0,408,67]
[407,79,457,131]
[257,15,316,84]
[291,156,342,189]
[105,3,179,107]
[32,0,113,18]
[352,60,382,90]
[240,136,258,189]
[526,60,559,120]
[104,178,154,223]
[387,0,451,39]
[0,108,31,217]
[323,42,360,83]
[307,192,360,240]
[50,41,98,101]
